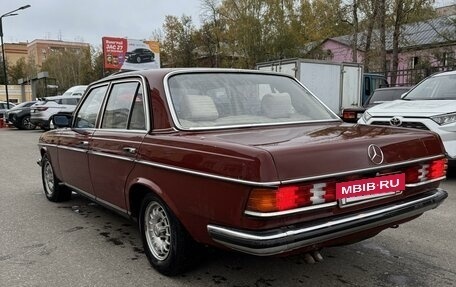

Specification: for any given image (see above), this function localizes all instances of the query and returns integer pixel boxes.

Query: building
[0,42,28,67]
[304,14,456,85]
[27,39,90,67]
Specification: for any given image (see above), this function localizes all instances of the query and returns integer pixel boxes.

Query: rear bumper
[207,189,447,256]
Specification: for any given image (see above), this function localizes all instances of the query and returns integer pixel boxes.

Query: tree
[161,15,197,67]
[41,46,94,92]
[389,0,435,85]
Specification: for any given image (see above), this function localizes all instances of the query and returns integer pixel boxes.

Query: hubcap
[43,160,54,195]
[144,202,171,261]
[23,117,35,129]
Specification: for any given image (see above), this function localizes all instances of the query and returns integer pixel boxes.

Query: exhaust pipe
[303,250,324,264]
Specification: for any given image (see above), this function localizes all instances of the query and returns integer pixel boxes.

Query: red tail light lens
[247,181,336,213]
[428,158,447,179]
[404,158,447,184]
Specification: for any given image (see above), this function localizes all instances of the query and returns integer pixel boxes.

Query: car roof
[432,70,456,77]
[42,95,82,100]
[375,86,411,91]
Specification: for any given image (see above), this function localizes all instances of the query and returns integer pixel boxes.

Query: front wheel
[21,115,36,130]
[139,194,196,276]
[41,154,71,202]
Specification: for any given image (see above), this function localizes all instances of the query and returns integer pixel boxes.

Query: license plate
[336,173,405,205]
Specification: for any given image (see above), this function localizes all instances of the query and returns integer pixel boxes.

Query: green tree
[161,15,197,67]
[41,46,93,92]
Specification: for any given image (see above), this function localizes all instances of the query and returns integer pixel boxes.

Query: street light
[1,4,31,109]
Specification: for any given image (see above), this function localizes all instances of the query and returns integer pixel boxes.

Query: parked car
[39,68,448,276]
[61,85,87,97]
[0,101,16,119]
[358,70,456,160]
[125,48,155,63]
[5,101,37,130]
[342,86,411,122]
[31,95,81,130]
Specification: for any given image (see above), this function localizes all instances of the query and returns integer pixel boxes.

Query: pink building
[304,15,456,85]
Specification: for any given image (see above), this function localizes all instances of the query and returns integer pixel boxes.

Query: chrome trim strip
[58,145,88,153]
[96,197,129,214]
[281,155,444,184]
[136,160,281,187]
[208,190,444,243]
[136,154,445,189]
[405,176,446,187]
[89,151,135,162]
[64,183,128,215]
[64,183,96,200]
[244,202,338,217]
[39,143,58,148]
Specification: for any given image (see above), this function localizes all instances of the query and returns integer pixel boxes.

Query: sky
[2,0,203,47]
[2,0,454,48]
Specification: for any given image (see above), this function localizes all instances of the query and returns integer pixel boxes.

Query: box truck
[256,58,387,115]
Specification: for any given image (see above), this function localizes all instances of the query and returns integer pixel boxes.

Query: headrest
[261,93,292,118]
[181,95,219,121]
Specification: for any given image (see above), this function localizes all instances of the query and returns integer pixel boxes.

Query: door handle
[123,147,137,154]
[80,141,89,145]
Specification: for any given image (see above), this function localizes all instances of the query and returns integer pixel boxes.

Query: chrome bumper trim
[207,189,447,256]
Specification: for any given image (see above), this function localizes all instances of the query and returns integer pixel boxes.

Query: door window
[74,85,108,128]
[101,82,146,130]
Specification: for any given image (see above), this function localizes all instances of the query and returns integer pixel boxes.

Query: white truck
[256,58,387,115]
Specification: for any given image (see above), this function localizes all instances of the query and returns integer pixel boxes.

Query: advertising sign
[102,37,160,70]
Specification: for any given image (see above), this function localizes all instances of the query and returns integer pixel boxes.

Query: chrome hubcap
[44,160,54,195]
[24,117,34,129]
[144,202,171,261]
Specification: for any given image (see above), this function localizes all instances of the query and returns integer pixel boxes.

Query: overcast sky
[2,0,202,47]
[3,0,454,48]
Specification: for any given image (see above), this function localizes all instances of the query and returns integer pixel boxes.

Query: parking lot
[0,128,455,287]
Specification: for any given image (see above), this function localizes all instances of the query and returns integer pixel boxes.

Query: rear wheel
[139,194,196,276]
[41,154,71,202]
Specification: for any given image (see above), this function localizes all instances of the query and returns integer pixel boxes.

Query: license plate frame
[336,173,405,207]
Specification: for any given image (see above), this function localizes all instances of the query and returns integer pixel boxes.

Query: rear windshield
[367,88,409,104]
[167,72,338,130]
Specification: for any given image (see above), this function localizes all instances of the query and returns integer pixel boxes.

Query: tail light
[405,158,447,184]
[247,181,336,213]
[36,107,48,111]
[246,158,447,214]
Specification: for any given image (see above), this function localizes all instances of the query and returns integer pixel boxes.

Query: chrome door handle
[123,147,137,154]
[80,141,89,145]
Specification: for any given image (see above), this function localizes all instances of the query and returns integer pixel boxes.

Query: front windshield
[167,72,338,129]
[404,74,456,100]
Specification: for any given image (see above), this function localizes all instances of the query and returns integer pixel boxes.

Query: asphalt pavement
[0,128,455,287]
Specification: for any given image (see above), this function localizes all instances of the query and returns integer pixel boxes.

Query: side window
[102,82,145,130]
[74,86,108,128]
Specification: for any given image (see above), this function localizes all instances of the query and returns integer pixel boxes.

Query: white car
[61,85,87,97]
[30,95,81,130]
[358,70,456,159]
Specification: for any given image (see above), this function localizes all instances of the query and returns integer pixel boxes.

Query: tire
[136,56,141,63]
[139,194,196,276]
[41,154,72,202]
[21,116,36,130]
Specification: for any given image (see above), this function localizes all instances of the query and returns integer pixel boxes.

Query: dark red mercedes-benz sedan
[38,68,448,276]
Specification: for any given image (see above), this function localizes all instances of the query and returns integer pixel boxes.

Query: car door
[57,85,108,197]
[88,79,148,212]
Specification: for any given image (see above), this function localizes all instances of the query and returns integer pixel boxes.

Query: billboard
[102,37,160,70]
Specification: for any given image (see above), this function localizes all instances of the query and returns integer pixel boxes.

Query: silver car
[30,95,81,130]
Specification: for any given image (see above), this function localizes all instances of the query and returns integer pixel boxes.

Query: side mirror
[52,114,72,128]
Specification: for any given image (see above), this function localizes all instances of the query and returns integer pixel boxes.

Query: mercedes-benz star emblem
[368,144,384,165]
[390,117,402,127]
